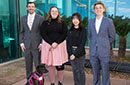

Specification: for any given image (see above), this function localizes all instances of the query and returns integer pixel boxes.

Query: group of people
[19,1,115,85]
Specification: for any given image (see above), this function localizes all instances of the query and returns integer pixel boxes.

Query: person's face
[94,4,105,16]
[72,16,80,26]
[26,3,36,14]
[50,7,59,19]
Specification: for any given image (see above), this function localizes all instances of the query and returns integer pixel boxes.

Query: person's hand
[70,54,75,60]
[51,42,58,49]
[21,45,26,52]
[38,44,42,51]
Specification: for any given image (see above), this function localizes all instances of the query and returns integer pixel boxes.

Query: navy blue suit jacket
[88,16,116,57]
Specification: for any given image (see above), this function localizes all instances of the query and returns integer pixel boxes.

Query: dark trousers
[70,55,86,85]
[90,48,110,85]
[24,48,40,80]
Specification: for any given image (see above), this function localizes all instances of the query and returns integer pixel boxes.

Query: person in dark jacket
[67,13,87,85]
[19,2,44,81]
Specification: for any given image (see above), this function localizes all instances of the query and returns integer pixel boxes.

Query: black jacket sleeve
[67,31,73,58]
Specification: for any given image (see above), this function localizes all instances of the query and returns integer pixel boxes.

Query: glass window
[0,0,10,62]
[100,0,130,48]
[0,0,22,63]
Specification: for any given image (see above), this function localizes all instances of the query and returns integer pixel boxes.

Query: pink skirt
[41,40,68,66]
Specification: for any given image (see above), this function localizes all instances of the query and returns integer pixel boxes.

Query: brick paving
[13,70,130,85]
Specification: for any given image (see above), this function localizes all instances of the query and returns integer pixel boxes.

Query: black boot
[51,83,55,85]
[58,81,63,85]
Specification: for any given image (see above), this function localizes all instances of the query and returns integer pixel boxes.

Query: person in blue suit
[88,2,116,85]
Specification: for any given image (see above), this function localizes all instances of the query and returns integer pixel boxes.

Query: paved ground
[13,70,130,85]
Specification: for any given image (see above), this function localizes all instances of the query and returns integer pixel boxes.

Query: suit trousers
[24,47,40,80]
[70,48,86,85]
[90,47,110,85]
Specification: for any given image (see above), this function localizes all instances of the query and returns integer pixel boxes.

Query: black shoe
[58,81,63,85]
[51,83,55,85]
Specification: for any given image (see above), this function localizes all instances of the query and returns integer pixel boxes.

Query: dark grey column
[0,21,3,47]
[8,0,19,58]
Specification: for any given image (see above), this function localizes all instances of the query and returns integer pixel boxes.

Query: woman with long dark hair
[67,13,87,85]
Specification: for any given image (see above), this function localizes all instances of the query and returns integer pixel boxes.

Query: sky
[97,0,130,18]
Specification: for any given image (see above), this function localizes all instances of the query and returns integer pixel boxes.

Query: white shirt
[95,16,103,34]
[27,12,36,30]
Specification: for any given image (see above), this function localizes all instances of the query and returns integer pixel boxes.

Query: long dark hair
[47,6,61,23]
[70,13,84,31]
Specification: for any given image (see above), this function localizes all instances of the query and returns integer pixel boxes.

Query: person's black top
[70,28,81,46]
[67,27,87,58]
[40,19,68,45]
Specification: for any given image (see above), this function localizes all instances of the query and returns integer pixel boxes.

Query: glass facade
[0,0,130,63]
[0,0,27,63]
[99,0,130,48]
[28,0,130,49]
[0,0,18,62]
